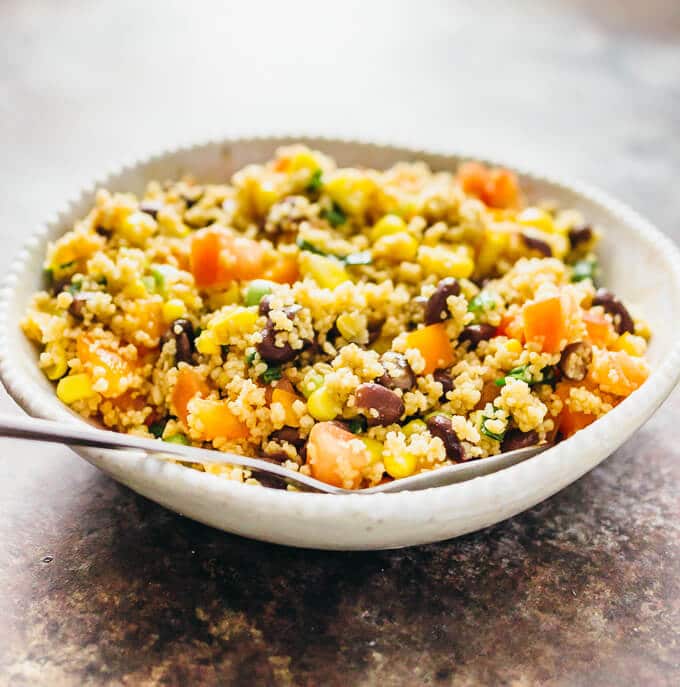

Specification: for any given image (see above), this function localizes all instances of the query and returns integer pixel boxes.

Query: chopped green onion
[495,364,533,387]
[97,276,108,286]
[66,280,82,296]
[149,418,168,438]
[468,291,497,318]
[59,260,76,270]
[262,365,283,383]
[245,351,257,366]
[141,275,156,293]
[163,433,190,445]
[221,345,229,358]
[322,202,347,228]
[481,417,505,442]
[348,417,367,434]
[296,238,327,256]
[571,258,600,284]
[43,267,54,285]
[245,279,275,306]
[306,169,323,193]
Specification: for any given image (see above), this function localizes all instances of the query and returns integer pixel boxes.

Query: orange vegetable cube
[189,398,249,441]
[172,367,210,424]
[306,422,371,489]
[76,334,137,398]
[587,349,649,397]
[404,323,455,375]
[523,296,566,354]
[555,381,597,438]
[582,308,615,348]
[271,387,303,428]
[263,254,300,284]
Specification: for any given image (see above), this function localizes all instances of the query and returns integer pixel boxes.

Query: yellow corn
[614,332,647,357]
[253,179,279,216]
[209,307,258,342]
[324,171,374,215]
[118,210,156,245]
[307,385,342,421]
[44,342,68,381]
[373,232,419,262]
[384,450,418,479]
[162,298,187,323]
[418,244,474,279]
[402,419,427,437]
[506,338,523,354]
[195,329,220,355]
[289,149,322,173]
[361,437,384,464]
[299,253,350,289]
[475,229,509,279]
[517,207,555,233]
[56,373,94,404]
[336,312,366,342]
[370,214,407,241]
[300,370,325,398]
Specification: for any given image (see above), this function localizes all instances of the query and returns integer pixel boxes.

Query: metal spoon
[0,414,550,494]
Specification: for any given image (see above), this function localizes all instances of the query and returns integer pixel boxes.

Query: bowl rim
[1,133,680,514]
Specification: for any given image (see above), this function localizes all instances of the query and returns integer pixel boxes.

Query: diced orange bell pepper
[404,323,455,375]
[190,227,265,288]
[555,381,597,438]
[77,334,137,398]
[263,254,300,284]
[587,349,649,397]
[189,398,249,440]
[523,295,566,354]
[271,387,303,428]
[497,313,525,341]
[458,162,520,209]
[172,367,210,424]
[109,389,147,412]
[306,421,371,489]
[582,308,615,348]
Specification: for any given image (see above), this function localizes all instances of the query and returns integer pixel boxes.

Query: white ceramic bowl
[1,136,679,550]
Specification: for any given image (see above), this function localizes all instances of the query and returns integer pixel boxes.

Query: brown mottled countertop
[1,1,679,685]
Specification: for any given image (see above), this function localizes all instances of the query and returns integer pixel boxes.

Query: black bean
[95,225,112,238]
[181,189,203,208]
[139,200,163,219]
[354,383,404,426]
[169,318,195,364]
[376,352,416,392]
[426,414,463,461]
[521,233,552,257]
[270,427,305,450]
[68,295,87,320]
[258,296,272,316]
[433,369,454,399]
[367,320,383,345]
[257,321,297,364]
[592,288,634,335]
[256,306,307,364]
[501,429,539,452]
[559,341,592,381]
[458,323,496,350]
[424,278,461,325]
[568,224,593,249]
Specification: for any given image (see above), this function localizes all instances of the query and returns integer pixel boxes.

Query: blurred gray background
[1,2,679,686]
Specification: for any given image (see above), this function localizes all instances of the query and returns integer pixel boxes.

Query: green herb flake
[245,351,257,366]
[97,276,108,286]
[322,202,347,228]
[481,417,505,442]
[163,433,190,445]
[468,291,497,317]
[66,280,83,296]
[571,258,600,284]
[149,418,168,438]
[296,237,327,256]
[495,364,533,387]
[262,365,283,384]
[306,169,323,193]
[58,260,76,270]
[348,417,367,434]
[43,267,54,285]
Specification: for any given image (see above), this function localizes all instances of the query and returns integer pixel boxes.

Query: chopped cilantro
[571,258,600,284]
[306,169,323,193]
[43,267,54,285]
[348,417,367,434]
[481,417,505,442]
[322,202,347,227]
[262,365,283,383]
[245,351,257,366]
[66,280,82,296]
[149,418,168,438]
[296,237,327,256]
[468,291,497,320]
[495,364,558,388]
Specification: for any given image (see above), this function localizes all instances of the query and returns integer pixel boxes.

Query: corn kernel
[299,253,351,289]
[289,149,322,173]
[195,329,220,355]
[307,385,342,421]
[209,308,258,342]
[324,171,374,215]
[118,211,157,245]
[402,419,427,437]
[506,338,523,354]
[614,332,646,357]
[517,208,555,233]
[56,373,95,404]
[361,437,384,464]
[162,299,187,323]
[336,312,366,342]
[253,180,279,216]
[418,244,474,279]
[370,214,407,241]
[301,371,325,398]
[475,229,509,279]
[384,450,418,479]
[373,232,419,262]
